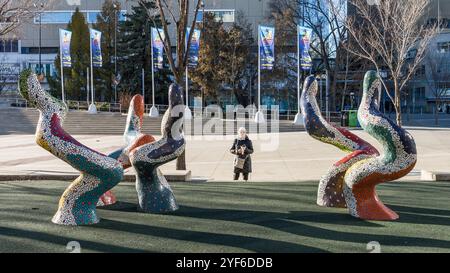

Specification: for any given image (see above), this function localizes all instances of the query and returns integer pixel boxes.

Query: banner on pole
[186,27,201,68]
[90,29,102,68]
[59,29,72,68]
[259,26,275,70]
[298,26,313,71]
[151,27,165,70]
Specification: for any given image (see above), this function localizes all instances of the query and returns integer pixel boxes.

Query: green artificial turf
[0,180,450,253]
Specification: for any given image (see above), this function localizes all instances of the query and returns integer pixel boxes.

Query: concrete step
[0,108,305,135]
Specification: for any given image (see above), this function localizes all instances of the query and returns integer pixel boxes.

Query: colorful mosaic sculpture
[344,71,417,220]
[128,84,185,213]
[301,75,379,209]
[98,95,155,206]
[301,72,417,220]
[19,70,123,225]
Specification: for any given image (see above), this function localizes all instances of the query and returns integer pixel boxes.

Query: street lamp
[113,3,119,103]
[34,2,45,78]
[200,1,205,112]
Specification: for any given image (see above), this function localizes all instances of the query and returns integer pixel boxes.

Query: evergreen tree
[190,13,225,101]
[191,12,255,107]
[68,8,90,101]
[49,8,90,101]
[94,0,120,102]
[117,0,170,105]
[219,12,255,107]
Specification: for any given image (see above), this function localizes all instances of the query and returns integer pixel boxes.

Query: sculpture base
[149,105,159,118]
[254,111,265,124]
[97,190,117,207]
[52,205,100,226]
[317,172,347,209]
[293,113,304,126]
[136,168,179,214]
[88,103,97,114]
[184,106,192,120]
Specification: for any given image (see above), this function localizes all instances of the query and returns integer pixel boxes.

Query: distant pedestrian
[230,127,253,181]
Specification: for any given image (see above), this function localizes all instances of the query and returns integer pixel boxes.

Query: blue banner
[298,26,313,71]
[259,26,275,70]
[90,29,102,68]
[59,29,72,68]
[186,27,201,68]
[151,27,165,70]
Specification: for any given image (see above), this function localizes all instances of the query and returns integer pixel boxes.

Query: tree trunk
[435,99,440,126]
[176,151,186,170]
[394,80,402,127]
[233,88,249,107]
[176,74,186,171]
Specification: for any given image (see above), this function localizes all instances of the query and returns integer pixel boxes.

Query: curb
[0,173,208,183]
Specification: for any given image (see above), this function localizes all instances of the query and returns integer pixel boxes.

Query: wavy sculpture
[301,72,417,220]
[128,83,185,213]
[301,75,379,209]
[344,71,417,220]
[19,70,123,225]
[98,95,155,206]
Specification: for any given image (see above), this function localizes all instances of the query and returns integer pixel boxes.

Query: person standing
[230,127,254,181]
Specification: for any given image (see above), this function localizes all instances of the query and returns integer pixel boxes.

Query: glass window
[36,12,73,24]
[0,40,19,53]
[87,12,100,23]
[196,10,235,23]
[88,10,127,23]
[437,42,450,53]
[11,40,18,52]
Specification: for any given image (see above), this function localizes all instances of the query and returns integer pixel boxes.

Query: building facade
[1,0,449,113]
[0,0,272,94]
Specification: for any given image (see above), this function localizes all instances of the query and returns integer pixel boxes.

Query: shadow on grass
[95,218,326,253]
[0,226,145,253]
[388,205,450,226]
[171,205,450,250]
[98,203,450,252]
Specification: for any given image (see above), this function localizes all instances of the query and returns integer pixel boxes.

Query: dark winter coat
[230,136,254,174]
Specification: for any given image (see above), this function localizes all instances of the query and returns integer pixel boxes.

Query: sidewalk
[2,128,450,182]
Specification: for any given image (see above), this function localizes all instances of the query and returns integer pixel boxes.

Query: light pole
[113,3,119,103]
[200,1,205,113]
[34,2,45,77]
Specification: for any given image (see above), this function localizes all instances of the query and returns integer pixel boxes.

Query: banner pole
[91,40,94,105]
[258,26,261,113]
[297,26,300,113]
[87,67,89,105]
[184,29,192,120]
[149,29,159,117]
[185,66,189,108]
[294,25,303,125]
[151,31,155,107]
[60,49,65,104]
[88,30,97,114]
[254,25,265,124]
[142,68,145,98]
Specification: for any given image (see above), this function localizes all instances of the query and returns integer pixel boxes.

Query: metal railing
[2,99,343,123]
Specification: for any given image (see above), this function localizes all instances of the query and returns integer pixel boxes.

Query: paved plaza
[1,180,449,253]
[1,128,450,182]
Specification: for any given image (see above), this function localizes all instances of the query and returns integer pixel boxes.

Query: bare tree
[423,43,450,125]
[344,0,438,126]
[136,0,202,170]
[137,0,201,85]
[268,0,348,111]
[0,0,47,37]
